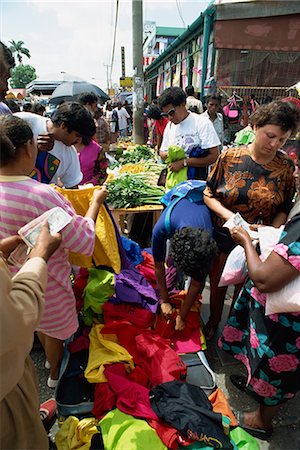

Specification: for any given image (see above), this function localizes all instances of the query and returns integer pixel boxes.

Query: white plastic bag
[266,277,300,315]
[219,245,247,287]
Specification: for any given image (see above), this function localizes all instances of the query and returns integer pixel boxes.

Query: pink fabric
[78,140,101,185]
[0,178,95,339]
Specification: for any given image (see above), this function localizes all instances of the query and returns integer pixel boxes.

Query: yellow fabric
[55,186,121,273]
[85,324,134,383]
[55,416,99,450]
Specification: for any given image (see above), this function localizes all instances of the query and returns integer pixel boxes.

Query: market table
[110,204,163,234]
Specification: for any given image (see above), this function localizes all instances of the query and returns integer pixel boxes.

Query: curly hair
[158,87,186,109]
[0,115,33,167]
[170,227,218,281]
[250,101,300,135]
[51,102,96,136]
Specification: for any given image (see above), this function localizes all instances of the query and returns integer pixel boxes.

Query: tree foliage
[10,64,36,88]
[9,39,31,64]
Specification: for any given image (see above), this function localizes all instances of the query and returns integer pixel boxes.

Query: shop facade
[144,0,300,103]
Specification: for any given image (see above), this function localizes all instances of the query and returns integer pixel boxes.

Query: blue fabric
[187,147,209,180]
[121,236,144,266]
[161,180,206,208]
[152,199,213,262]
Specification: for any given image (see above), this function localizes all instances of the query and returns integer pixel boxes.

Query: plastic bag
[165,145,187,190]
[229,427,260,450]
[219,245,247,287]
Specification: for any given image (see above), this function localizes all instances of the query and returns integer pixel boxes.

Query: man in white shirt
[201,95,224,151]
[159,86,220,180]
[116,102,130,137]
[185,85,203,114]
[15,102,95,188]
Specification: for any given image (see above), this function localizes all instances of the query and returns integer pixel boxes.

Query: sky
[1,0,210,91]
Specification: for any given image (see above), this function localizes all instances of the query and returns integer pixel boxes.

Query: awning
[214,14,300,51]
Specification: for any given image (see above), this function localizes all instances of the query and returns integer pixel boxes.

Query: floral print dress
[219,212,300,406]
[204,147,295,228]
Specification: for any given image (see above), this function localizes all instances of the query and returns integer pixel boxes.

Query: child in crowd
[0,115,107,388]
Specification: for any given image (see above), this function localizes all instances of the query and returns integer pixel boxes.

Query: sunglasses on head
[161,108,176,118]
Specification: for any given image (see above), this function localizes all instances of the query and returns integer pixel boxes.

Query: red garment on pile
[135,332,187,387]
[136,251,157,288]
[73,268,89,312]
[103,301,155,329]
[92,382,116,420]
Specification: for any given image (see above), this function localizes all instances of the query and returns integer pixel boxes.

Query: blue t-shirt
[152,198,213,262]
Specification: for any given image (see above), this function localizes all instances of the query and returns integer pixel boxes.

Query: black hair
[206,94,221,104]
[32,102,46,114]
[147,105,162,120]
[23,102,32,112]
[185,85,195,97]
[0,41,15,71]
[170,227,218,282]
[51,102,96,136]
[250,101,300,135]
[158,86,186,109]
[78,92,98,106]
[0,115,33,167]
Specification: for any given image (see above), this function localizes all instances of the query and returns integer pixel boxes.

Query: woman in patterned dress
[203,101,300,339]
[219,151,300,440]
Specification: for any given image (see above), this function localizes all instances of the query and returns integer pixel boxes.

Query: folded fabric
[135,332,187,387]
[84,324,134,383]
[103,301,155,329]
[121,236,144,266]
[99,408,167,450]
[55,416,99,450]
[55,186,121,272]
[112,267,159,313]
[150,381,233,449]
[92,383,116,420]
[187,147,209,181]
[83,269,115,325]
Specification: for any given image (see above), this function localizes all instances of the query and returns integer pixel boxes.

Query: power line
[176,0,186,29]
[110,0,120,82]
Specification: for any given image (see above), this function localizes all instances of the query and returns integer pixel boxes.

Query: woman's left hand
[175,315,185,331]
[230,226,252,247]
[169,159,185,172]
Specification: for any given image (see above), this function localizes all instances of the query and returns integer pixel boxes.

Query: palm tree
[9,40,30,64]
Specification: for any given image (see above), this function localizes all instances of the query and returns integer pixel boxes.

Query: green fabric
[83,269,115,326]
[98,409,167,450]
[234,129,255,146]
[229,427,260,450]
[165,145,188,190]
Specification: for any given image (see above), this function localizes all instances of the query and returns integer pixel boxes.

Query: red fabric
[135,332,187,387]
[136,251,157,288]
[103,301,155,329]
[68,329,90,353]
[73,268,89,312]
[148,418,191,450]
[155,117,169,137]
[104,363,158,420]
[92,382,116,420]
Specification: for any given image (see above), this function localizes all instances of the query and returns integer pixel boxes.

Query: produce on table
[119,163,146,174]
[117,145,155,164]
[107,174,165,209]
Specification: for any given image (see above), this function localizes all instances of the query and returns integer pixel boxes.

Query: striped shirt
[0,176,95,339]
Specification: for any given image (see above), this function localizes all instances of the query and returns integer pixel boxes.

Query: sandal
[235,411,273,441]
[203,321,218,341]
[230,374,247,392]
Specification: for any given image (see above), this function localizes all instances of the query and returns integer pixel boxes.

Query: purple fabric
[112,267,158,313]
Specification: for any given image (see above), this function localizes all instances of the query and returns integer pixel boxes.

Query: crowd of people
[1,39,300,448]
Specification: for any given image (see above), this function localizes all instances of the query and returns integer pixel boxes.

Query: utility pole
[132,0,144,144]
[103,64,111,94]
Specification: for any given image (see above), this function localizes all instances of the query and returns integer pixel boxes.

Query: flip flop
[235,411,273,441]
[230,374,247,392]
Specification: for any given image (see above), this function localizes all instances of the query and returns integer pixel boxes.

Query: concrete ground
[31,283,300,449]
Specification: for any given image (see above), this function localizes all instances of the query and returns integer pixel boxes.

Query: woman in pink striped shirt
[0,115,107,387]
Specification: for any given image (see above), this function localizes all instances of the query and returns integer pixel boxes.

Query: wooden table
[110,204,163,233]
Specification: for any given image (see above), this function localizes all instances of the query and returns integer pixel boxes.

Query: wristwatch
[183,158,188,167]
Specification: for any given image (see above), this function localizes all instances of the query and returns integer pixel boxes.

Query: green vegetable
[107,174,165,208]
[117,145,154,164]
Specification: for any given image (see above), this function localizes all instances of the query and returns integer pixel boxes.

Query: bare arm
[154,261,169,303]
[272,212,287,228]
[85,186,108,222]
[231,226,299,293]
[204,195,234,222]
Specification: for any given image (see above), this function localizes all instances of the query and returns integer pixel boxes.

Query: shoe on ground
[230,374,247,392]
[47,377,58,389]
[40,398,57,433]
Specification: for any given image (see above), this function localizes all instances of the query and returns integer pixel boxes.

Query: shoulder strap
[164,196,182,238]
